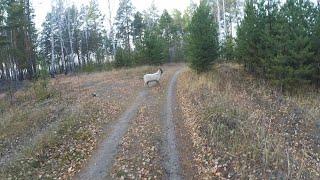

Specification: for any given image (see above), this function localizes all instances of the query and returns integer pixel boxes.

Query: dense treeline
[236,0,320,89]
[0,0,195,81]
[114,0,190,67]
[39,0,112,76]
[1,0,319,91]
[0,0,37,81]
[41,0,191,72]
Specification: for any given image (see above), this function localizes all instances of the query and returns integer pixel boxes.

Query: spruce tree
[187,0,219,73]
[236,0,260,73]
[269,0,315,88]
[142,28,166,65]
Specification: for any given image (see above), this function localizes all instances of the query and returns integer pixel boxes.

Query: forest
[1,0,320,179]
[0,0,319,89]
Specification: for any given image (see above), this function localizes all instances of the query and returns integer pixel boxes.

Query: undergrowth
[178,63,320,178]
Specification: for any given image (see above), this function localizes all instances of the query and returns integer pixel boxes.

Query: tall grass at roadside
[178,63,319,178]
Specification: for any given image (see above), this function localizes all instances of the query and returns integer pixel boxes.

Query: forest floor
[0,63,319,179]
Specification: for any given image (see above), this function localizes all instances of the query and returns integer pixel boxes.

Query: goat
[143,68,163,86]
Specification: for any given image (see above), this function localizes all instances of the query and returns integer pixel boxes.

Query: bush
[114,48,132,67]
[32,79,52,102]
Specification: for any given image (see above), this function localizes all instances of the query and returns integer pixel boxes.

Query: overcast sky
[31,0,200,31]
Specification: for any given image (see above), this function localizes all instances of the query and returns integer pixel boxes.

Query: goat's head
[159,68,163,75]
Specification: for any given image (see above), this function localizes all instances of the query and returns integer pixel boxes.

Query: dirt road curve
[75,66,184,179]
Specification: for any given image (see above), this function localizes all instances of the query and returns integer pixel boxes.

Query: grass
[0,64,162,179]
[177,63,320,179]
[78,62,113,73]
[2,113,95,179]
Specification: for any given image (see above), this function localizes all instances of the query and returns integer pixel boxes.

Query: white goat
[143,68,163,86]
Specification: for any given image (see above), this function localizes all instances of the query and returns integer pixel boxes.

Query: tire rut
[76,65,184,180]
[162,69,184,180]
[75,89,148,180]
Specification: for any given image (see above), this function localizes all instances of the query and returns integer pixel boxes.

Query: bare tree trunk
[85,28,89,63]
[58,13,66,74]
[126,22,130,54]
[59,30,66,74]
[216,0,221,41]
[67,11,74,71]
[50,14,55,77]
[0,63,4,79]
[126,8,131,54]
[24,0,34,79]
[222,0,227,38]
[5,63,10,80]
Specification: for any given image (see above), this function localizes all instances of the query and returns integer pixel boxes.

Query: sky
[31,0,200,31]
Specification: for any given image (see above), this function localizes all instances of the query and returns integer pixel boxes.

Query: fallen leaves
[1,66,155,179]
[110,66,180,179]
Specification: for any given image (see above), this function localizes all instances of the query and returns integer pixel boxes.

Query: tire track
[163,69,183,180]
[75,90,148,180]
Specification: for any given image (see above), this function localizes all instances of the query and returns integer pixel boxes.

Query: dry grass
[177,63,320,179]
[0,66,158,179]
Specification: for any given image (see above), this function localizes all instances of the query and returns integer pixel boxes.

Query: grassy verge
[177,63,319,179]
[1,100,99,179]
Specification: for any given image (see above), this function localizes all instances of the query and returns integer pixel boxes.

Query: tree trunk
[216,0,221,41]
[24,0,35,79]
[222,0,226,38]
[67,11,74,71]
[59,15,66,74]
[85,28,89,63]
[50,17,55,76]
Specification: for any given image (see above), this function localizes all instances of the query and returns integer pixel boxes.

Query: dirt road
[76,90,148,179]
[75,65,185,179]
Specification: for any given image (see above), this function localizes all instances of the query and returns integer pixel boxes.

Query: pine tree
[268,0,315,89]
[115,0,134,52]
[142,28,166,65]
[159,10,173,41]
[171,9,186,62]
[114,47,131,67]
[187,0,219,73]
[131,11,145,65]
[236,0,260,73]
[236,0,319,89]
[221,35,235,61]
[132,11,144,44]
[158,10,173,62]
[0,0,8,79]
[6,0,37,80]
[39,12,55,71]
